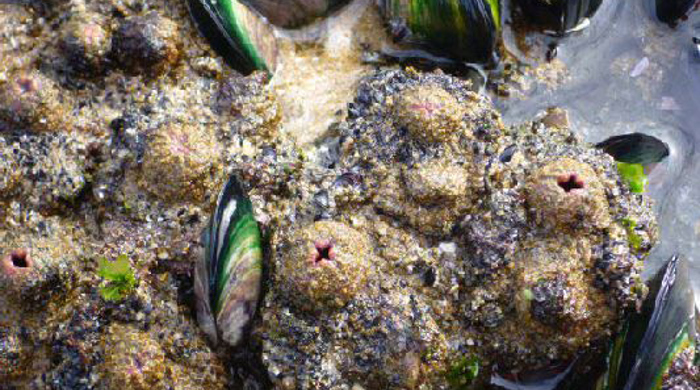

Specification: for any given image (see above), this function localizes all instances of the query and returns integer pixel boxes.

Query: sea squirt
[255,69,660,388]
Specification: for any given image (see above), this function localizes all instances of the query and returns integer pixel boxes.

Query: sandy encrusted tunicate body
[0,222,82,308]
[0,70,68,132]
[112,12,181,75]
[402,158,472,203]
[340,73,501,235]
[526,157,611,230]
[99,322,227,390]
[59,12,112,75]
[274,220,374,310]
[372,156,479,234]
[259,69,659,389]
[0,132,90,211]
[0,219,85,382]
[99,323,227,390]
[502,237,617,361]
[101,324,169,389]
[394,85,467,143]
[140,122,224,203]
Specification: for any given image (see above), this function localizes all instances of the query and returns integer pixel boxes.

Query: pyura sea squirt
[249,70,660,389]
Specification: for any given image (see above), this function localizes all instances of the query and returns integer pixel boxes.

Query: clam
[187,0,278,74]
[241,0,350,28]
[651,0,697,25]
[377,0,501,64]
[194,174,263,347]
[596,254,697,389]
[596,133,670,165]
[514,0,604,33]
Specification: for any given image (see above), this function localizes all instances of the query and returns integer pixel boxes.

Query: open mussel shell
[596,133,670,166]
[651,0,697,26]
[515,0,604,34]
[378,0,501,64]
[194,174,263,347]
[187,0,278,74]
[241,0,350,28]
[594,254,697,390]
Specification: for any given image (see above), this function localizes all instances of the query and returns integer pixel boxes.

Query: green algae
[617,162,647,193]
[447,356,480,389]
[622,218,642,251]
[98,254,136,301]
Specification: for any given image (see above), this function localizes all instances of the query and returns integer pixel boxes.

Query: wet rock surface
[0,0,689,389]
[0,0,296,388]
[258,70,658,389]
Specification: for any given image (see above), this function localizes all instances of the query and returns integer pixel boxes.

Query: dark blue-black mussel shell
[596,133,670,165]
[651,0,697,26]
[515,0,604,33]
[604,254,697,390]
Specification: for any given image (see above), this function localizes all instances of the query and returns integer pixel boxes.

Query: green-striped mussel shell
[378,0,501,64]
[187,0,278,74]
[194,174,263,347]
[242,0,351,28]
[593,254,697,390]
[515,0,604,33]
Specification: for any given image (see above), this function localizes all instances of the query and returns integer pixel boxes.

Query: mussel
[596,133,669,193]
[514,0,604,34]
[651,0,697,26]
[596,133,670,165]
[378,0,501,64]
[551,255,697,390]
[187,0,278,74]
[589,255,697,390]
[186,0,354,74]
[241,0,350,28]
[194,174,263,347]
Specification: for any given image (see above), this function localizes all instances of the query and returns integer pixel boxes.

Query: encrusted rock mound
[259,70,658,389]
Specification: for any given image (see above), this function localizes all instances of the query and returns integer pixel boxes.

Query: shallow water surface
[494,0,700,304]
